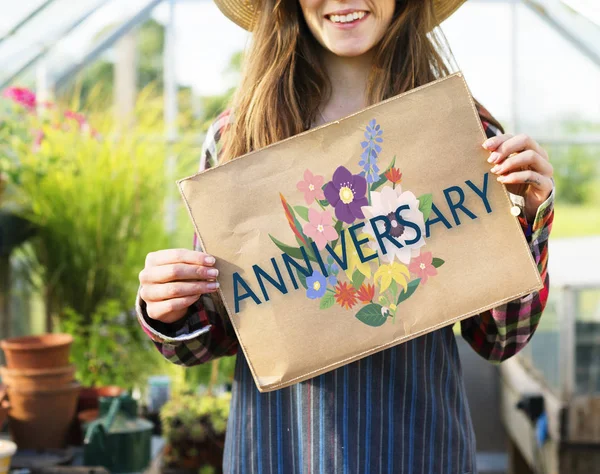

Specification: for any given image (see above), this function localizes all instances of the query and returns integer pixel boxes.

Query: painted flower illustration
[303,208,338,250]
[334,281,358,309]
[361,185,426,264]
[306,271,327,299]
[324,165,368,224]
[408,251,438,285]
[374,262,410,293]
[297,169,325,205]
[336,232,374,279]
[326,257,340,286]
[359,119,383,184]
[384,167,403,185]
[357,283,375,304]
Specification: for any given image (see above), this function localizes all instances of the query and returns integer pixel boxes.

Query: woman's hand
[139,249,220,324]
[483,133,554,223]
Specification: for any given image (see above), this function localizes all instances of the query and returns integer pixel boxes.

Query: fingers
[140,280,219,303]
[146,295,203,323]
[145,249,216,268]
[139,263,219,285]
[496,169,553,191]
[490,149,553,178]
[483,133,548,164]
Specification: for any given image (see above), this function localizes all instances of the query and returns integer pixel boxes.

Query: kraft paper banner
[178,73,543,392]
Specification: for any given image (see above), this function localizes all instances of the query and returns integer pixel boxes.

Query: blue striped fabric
[221,328,477,474]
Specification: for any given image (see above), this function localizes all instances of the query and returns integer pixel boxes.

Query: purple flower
[324,166,368,224]
[306,271,327,299]
[359,119,383,184]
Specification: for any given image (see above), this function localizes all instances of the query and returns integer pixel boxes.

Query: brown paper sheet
[178,73,543,392]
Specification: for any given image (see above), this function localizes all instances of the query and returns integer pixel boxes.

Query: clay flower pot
[0,365,76,390]
[1,334,73,369]
[77,385,124,412]
[8,381,81,449]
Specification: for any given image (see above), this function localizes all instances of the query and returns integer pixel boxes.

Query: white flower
[361,185,426,264]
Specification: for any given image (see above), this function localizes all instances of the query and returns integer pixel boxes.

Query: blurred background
[0,0,598,472]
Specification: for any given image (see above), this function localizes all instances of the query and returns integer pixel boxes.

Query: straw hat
[214,0,467,31]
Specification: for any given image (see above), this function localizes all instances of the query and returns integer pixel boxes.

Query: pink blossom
[303,208,338,250]
[408,251,438,285]
[33,130,45,151]
[2,87,36,110]
[297,169,325,205]
[64,110,87,127]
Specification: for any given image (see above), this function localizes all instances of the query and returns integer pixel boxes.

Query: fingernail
[482,139,495,149]
[490,165,500,173]
[207,269,219,277]
[204,256,216,265]
[207,282,220,290]
[497,176,505,182]
[488,152,500,163]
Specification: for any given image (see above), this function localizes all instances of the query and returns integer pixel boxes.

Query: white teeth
[329,11,366,23]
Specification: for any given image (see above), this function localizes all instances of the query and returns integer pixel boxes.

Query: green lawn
[551,204,600,238]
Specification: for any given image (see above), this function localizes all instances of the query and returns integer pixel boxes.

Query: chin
[328,41,374,58]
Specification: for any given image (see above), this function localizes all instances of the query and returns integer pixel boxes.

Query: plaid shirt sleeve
[460,119,555,362]
[135,109,239,366]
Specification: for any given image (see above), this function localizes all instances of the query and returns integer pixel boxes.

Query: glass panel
[575,288,600,395]
[519,288,563,393]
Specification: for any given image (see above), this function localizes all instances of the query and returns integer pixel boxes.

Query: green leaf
[318,199,330,208]
[396,278,421,305]
[330,219,344,249]
[432,258,445,268]
[269,235,305,260]
[355,303,387,327]
[352,269,365,290]
[418,193,433,221]
[294,205,310,221]
[370,155,396,191]
[319,291,335,310]
[297,269,308,289]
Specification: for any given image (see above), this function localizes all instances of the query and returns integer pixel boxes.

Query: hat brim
[214,0,467,32]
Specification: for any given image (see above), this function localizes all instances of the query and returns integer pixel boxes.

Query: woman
[137,1,555,472]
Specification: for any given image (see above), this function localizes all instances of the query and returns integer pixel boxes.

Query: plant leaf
[269,235,305,260]
[319,291,335,310]
[352,269,365,290]
[396,278,421,305]
[418,194,433,221]
[297,269,308,289]
[294,206,309,221]
[432,258,445,268]
[370,155,396,191]
[355,303,387,327]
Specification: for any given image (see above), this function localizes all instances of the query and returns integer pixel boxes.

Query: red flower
[334,281,357,310]
[356,283,375,304]
[64,110,87,127]
[2,87,36,110]
[384,167,402,185]
[408,251,437,285]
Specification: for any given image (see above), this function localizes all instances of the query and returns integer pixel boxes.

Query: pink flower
[303,208,338,250]
[408,251,438,285]
[297,169,325,205]
[64,110,87,127]
[2,87,36,110]
[33,130,45,151]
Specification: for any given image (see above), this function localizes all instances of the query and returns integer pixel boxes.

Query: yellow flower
[374,262,410,293]
[336,233,375,279]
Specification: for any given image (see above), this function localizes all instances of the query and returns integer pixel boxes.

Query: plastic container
[0,440,17,473]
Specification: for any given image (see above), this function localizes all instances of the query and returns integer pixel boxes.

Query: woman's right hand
[139,249,219,324]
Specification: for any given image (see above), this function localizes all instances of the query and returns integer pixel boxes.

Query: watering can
[83,393,153,473]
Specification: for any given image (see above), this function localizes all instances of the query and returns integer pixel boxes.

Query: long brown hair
[221,0,503,162]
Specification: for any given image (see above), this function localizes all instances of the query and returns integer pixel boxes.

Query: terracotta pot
[7,381,80,449]
[1,334,73,369]
[0,365,75,390]
[77,385,124,412]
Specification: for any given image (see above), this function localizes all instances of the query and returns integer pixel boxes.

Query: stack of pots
[0,334,80,449]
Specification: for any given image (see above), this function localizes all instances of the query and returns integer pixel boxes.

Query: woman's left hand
[482,133,554,223]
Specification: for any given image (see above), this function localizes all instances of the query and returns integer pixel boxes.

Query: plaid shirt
[136,107,554,473]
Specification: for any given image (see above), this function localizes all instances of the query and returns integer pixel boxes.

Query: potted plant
[160,392,231,473]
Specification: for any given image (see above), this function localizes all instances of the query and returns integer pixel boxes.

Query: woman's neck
[317,48,374,125]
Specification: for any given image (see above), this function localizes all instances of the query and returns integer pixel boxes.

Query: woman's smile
[325,9,370,29]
